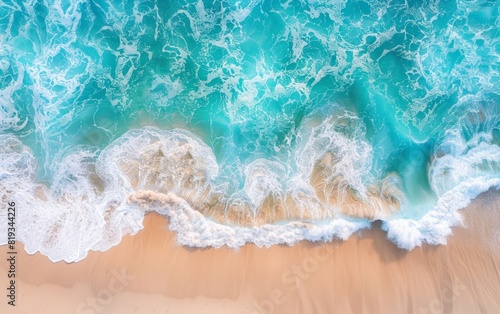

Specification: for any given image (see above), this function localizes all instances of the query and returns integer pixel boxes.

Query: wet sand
[1,190,499,314]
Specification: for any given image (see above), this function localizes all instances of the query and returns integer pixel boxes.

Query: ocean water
[0,0,499,262]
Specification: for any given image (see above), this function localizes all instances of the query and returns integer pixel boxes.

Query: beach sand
[1,190,499,314]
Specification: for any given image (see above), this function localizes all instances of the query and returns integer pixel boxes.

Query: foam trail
[1,122,499,262]
[384,178,500,250]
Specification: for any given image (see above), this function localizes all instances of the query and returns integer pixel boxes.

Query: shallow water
[1,0,499,262]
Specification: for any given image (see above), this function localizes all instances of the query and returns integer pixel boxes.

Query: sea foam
[1,121,499,262]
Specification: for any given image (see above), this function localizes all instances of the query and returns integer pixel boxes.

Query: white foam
[0,61,28,132]
[0,134,146,262]
[243,159,286,206]
[97,128,219,194]
[430,140,500,196]
[130,191,370,249]
[384,177,500,250]
[1,123,499,262]
[386,120,500,249]
[295,108,373,196]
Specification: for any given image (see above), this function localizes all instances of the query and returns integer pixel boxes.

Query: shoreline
[1,190,499,313]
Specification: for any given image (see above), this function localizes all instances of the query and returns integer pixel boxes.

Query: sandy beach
[1,189,499,314]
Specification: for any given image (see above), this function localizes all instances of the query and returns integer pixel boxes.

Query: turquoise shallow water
[1,0,500,262]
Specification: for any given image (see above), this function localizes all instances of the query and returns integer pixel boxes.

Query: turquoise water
[1,0,500,262]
